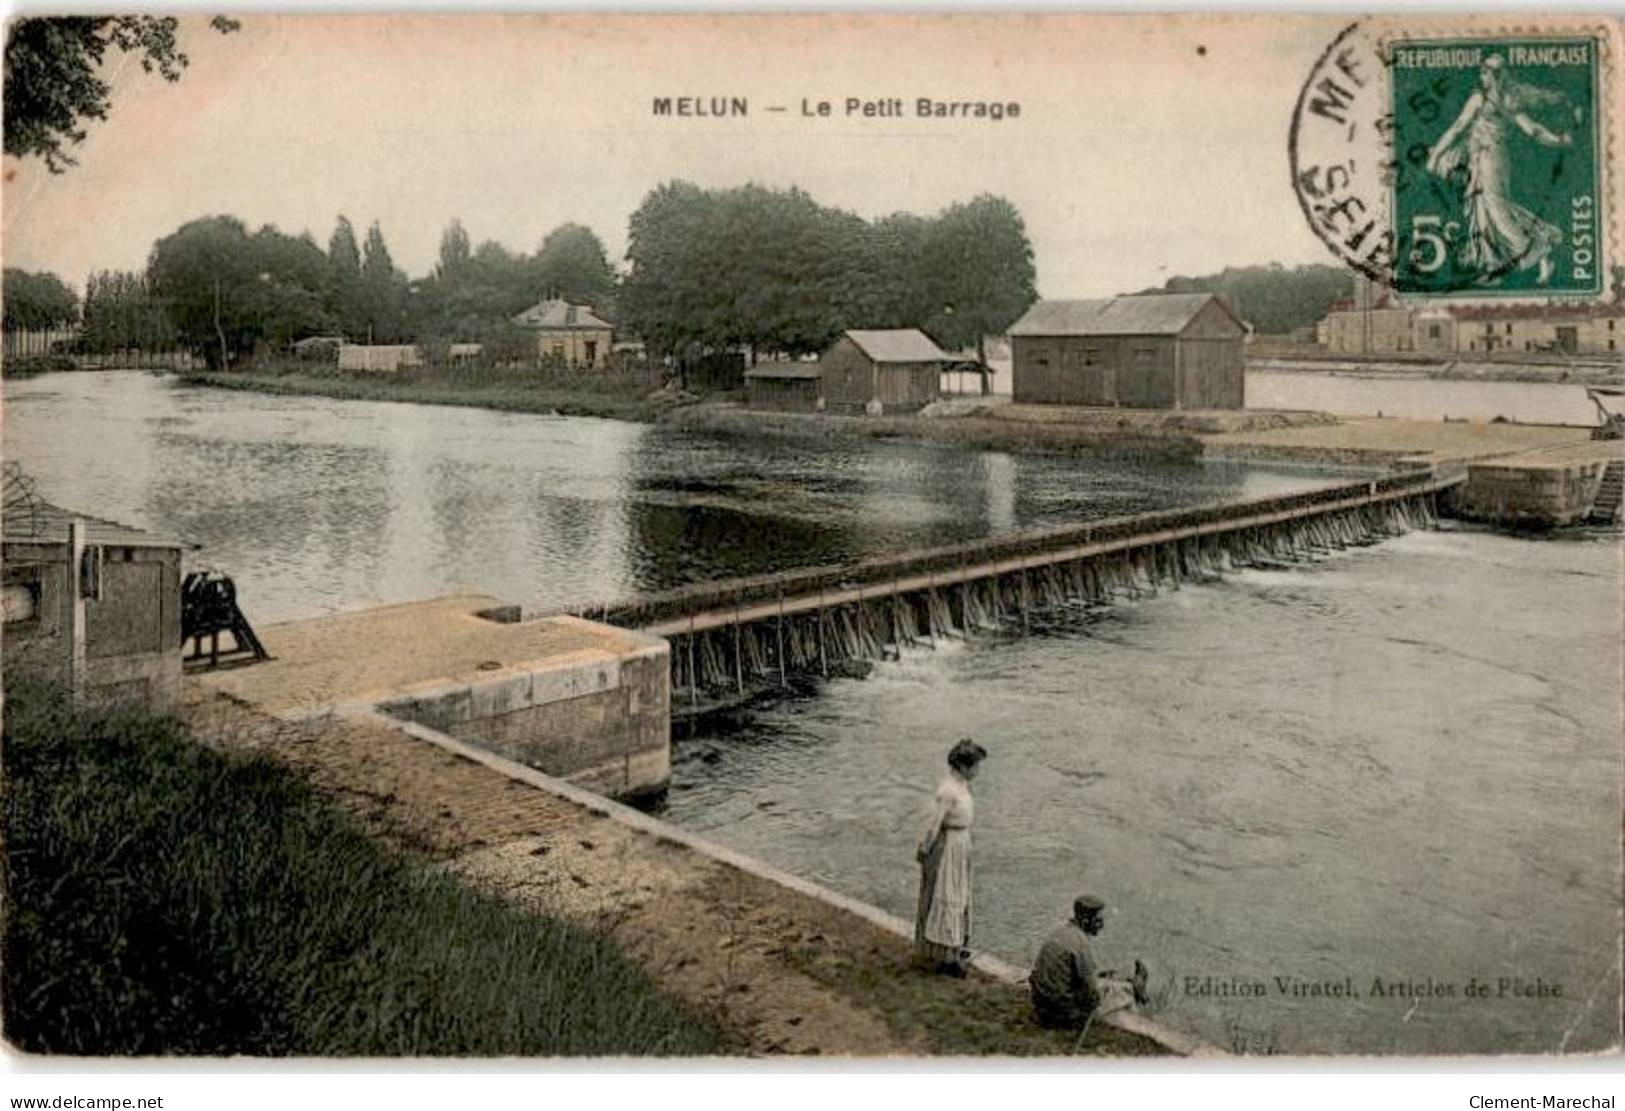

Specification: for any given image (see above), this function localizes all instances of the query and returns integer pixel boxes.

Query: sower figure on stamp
[1029,895,1151,1034]
[915,738,987,976]
[1425,54,1580,286]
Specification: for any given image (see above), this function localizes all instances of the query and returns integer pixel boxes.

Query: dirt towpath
[184,685,1167,1057]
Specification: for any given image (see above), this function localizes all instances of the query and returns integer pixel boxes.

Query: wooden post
[67,520,88,706]
[1019,559,1030,635]
[817,585,828,678]
[776,592,787,687]
[687,616,698,713]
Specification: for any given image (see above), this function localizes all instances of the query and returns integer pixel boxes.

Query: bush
[2,680,725,1056]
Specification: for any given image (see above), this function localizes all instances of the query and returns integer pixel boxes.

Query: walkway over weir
[554,469,1466,709]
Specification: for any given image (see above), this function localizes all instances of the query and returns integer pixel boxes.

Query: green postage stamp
[1390,37,1603,297]
[1291,22,1613,300]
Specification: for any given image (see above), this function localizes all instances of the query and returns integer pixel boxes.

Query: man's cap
[947,738,988,768]
[1074,894,1106,918]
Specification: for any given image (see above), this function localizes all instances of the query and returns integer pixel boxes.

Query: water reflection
[8,371,1328,624]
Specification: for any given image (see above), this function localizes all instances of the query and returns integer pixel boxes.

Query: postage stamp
[1290,19,1615,300]
[1389,37,1603,297]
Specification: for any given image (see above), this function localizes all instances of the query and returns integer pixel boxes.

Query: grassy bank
[1,680,728,1056]
[181,361,676,423]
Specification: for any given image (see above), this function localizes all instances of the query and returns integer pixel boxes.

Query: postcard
[2,11,1620,1063]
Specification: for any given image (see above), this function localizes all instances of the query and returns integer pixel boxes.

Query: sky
[0,13,1472,298]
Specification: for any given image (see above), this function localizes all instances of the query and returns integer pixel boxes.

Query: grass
[180,360,673,423]
[1,679,729,1056]
[783,940,1166,1057]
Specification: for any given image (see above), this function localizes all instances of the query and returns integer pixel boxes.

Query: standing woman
[915,738,988,975]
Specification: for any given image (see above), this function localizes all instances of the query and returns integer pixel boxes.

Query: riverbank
[668,400,1337,462]
[180,363,681,423]
[181,683,1171,1057]
[2,680,725,1056]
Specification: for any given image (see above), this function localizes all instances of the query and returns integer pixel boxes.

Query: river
[4,371,1619,1056]
[3,372,1324,622]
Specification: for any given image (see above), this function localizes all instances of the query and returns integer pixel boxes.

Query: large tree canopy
[529,223,615,308]
[3,16,238,172]
[621,181,1038,361]
[919,195,1038,357]
[2,269,78,332]
[147,216,338,368]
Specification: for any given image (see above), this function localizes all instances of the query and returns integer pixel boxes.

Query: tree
[3,16,238,172]
[2,269,78,332]
[80,270,174,352]
[435,219,471,282]
[919,194,1038,367]
[325,216,364,339]
[147,216,334,368]
[360,221,409,343]
[529,223,615,309]
[622,180,723,358]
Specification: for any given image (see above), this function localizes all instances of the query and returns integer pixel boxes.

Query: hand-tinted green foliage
[3,16,237,173]
[1,680,727,1056]
[147,216,340,368]
[80,270,176,353]
[920,195,1039,355]
[621,181,1038,361]
[1139,264,1355,336]
[2,268,79,331]
[530,222,616,309]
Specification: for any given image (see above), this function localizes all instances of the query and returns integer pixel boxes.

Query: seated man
[1029,894,1150,1030]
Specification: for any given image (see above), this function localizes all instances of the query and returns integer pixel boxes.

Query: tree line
[621,182,1037,362]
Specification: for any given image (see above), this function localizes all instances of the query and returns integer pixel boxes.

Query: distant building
[1449,304,1623,355]
[511,298,613,368]
[1317,299,1417,354]
[291,335,344,362]
[745,360,822,412]
[1009,293,1246,409]
[338,344,422,372]
[2,498,184,708]
[1318,299,1624,356]
[821,329,954,415]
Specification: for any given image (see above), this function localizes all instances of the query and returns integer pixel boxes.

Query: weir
[560,471,1463,718]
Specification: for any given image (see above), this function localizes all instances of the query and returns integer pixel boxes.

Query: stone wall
[1453,458,1608,528]
[377,641,670,801]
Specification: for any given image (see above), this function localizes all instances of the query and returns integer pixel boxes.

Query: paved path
[1202,416,1591,466]
[197,595,648,714]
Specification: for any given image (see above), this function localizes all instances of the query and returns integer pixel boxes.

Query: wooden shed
[1009,293,1246,409]
[745,361,822,412]
[821,329,952,415]
[2,497,185,708]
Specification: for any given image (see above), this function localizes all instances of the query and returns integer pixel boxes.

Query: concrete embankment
[1249,353,1624,386]
[183,681,1193,1057]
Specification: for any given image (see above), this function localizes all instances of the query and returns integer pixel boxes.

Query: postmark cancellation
[1291,18,1618,303]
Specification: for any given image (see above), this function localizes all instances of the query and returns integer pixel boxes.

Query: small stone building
[821,329,953,415]
[745,361,822,412]
[1010,293,1247,409]
[511,298,614,368]
[2,499,185,708]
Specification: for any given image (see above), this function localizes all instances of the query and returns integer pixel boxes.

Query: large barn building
[821,329,954,415]
[1009,293,1247,409]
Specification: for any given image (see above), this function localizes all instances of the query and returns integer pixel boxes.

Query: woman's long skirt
[915,828,972,966]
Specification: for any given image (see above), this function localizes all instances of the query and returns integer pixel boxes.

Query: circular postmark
[1291,20,1607,298]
